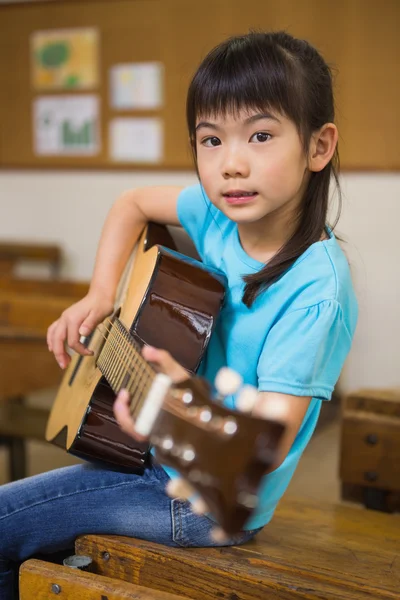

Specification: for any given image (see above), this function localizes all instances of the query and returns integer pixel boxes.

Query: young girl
[0,31,357,599]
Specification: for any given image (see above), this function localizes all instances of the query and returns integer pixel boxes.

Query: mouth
[223,190,258,205]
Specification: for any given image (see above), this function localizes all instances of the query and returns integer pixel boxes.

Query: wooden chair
[19,559,193,599]
[75,495,400,600]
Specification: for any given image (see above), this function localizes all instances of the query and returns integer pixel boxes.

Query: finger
[142,345,165,364]
[142,346,188,383]
[114,389,136,436]
[47,320,58,352]
[66,320,93,356]
[114,389,147,441]
[79,310,101,337]
[52,320,70,369]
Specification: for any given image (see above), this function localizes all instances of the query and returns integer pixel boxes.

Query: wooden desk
[76,496,400,599]
[0,280,89,480]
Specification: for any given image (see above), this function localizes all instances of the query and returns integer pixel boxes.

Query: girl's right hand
[47,291,114,369]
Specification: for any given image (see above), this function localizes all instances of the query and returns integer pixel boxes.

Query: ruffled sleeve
[257,300,353,399]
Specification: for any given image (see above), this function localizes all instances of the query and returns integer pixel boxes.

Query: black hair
[186,30,341,307]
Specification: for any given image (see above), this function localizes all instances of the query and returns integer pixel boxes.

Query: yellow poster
[31,28,99,90]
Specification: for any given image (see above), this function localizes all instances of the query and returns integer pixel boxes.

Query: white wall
[1,170,399,394]
[0,170,198,280]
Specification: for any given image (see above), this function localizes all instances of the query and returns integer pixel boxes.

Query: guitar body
[46,223,225,472]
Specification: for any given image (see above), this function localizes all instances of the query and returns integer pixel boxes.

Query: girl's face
[195,108,309,230]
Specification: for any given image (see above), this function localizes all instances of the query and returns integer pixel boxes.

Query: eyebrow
[195,112,281,132]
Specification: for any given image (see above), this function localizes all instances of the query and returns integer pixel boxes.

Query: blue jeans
[0,461,260,599]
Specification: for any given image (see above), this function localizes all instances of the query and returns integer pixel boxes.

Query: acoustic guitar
[46,223,286,534]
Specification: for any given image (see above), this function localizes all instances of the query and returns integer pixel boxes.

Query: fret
[104,324,112,378]
[113,327,125,391]
[97,318,155,406]
[108,330,117,390]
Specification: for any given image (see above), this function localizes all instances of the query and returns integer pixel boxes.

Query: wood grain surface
[76,496,400,599]
[19,559,194,600]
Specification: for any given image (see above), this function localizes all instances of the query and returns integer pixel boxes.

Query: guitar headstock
[137,369,287,537]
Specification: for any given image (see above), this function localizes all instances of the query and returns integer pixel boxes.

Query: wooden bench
[75,496,400,600]
[0,242,61,278]
[19,559,193,599]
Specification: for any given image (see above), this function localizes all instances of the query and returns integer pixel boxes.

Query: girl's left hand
[113,345,189,440]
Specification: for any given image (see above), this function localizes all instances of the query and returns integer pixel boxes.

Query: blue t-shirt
[165,183,358,530]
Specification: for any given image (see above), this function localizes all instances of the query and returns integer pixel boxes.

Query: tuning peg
[214,367,243,396]
[236,384,258,413]
[190,497,209,516]
[210,527,229,544]
[166,477,195,501]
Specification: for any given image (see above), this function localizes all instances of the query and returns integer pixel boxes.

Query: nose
[221,145,250,179]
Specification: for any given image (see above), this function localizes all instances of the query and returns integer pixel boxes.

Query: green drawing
[62,120,94,147]
[37,42,70,69]
[64,74,80,87]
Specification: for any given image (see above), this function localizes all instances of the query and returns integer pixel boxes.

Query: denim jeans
[0,461,260,599]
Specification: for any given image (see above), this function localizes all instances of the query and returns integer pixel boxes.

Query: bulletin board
[0,0,399,170]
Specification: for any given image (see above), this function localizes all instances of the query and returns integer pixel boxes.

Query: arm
[88,185,183,303]
[253,392,311,472]
[48,186,183,368]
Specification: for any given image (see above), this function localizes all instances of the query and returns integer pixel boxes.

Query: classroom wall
[0,169,399,395]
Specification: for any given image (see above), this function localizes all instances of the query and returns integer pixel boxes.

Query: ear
[308,123,338,172]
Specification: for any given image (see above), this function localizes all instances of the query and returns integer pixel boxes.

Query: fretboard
[97,318,156,417]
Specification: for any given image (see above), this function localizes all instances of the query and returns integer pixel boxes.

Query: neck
[97,318,156,416]
[237,202,300,263]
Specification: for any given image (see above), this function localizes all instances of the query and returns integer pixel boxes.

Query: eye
[250,132,271,143]
[201,136,221,147]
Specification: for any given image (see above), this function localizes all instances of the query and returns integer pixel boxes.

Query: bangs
[187,34,305,140]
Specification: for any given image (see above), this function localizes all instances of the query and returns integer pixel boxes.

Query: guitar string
[91,320,155,415]
[76,322,218,430]
[97,318,153,383]
[100,319,143,388]
[104,317,156,379]
[94,316,193,419]
[114,320,156,414]
[101,315,188,399]
[103,317,158,409]
[70,322,261,438]
[103,320,155,415]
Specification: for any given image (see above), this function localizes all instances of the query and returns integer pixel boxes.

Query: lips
[223,190,257,198]
[223,191,258,205]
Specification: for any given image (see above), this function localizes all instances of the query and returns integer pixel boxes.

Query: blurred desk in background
[0,242,61,278]
[340,388,400,513]
[0,242,88,481]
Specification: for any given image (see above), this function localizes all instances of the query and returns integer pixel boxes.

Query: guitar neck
[96,317,156,417]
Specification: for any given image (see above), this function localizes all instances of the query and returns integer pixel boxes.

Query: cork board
[0,0,398,170]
